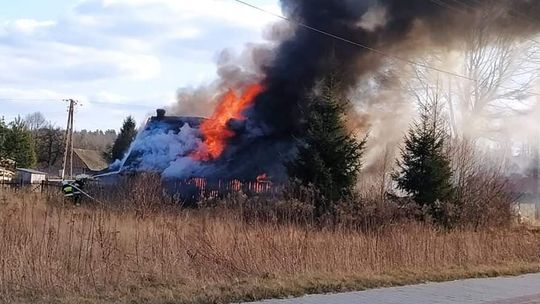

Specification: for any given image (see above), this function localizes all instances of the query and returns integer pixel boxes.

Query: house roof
[17,168,48,175]
[73,149,109,171]
[122,115,204,171]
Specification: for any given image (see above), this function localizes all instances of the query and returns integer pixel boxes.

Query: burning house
[112,105,276,199]
[101,0,540,201]
[118,89,291,182]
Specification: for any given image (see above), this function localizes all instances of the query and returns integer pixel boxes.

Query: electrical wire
[232,0,540,97]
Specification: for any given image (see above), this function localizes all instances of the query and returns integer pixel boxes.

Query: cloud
[0,42,161,83]
[8,19,57,34]
[0,0,280,83]
[0,0,280,129]
[98,0,279,29]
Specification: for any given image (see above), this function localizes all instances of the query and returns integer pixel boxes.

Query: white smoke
[123,122,204,179]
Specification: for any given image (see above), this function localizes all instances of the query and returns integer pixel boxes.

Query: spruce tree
[111,116,137,161]
[288,76,366,215]
[0,117,7,158]
[393,100,454,222]
[4,117,37,168]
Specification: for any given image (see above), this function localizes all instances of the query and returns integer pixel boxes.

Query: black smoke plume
[246,0,540,137]
[214,0,540,180]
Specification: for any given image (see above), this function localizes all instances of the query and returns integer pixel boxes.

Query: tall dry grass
[1,187,540,304]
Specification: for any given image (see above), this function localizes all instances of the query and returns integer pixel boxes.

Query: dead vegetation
[1,186,540,304]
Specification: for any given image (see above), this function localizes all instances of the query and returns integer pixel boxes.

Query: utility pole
[61,99,78,180]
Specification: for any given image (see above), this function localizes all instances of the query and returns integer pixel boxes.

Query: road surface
[244,273,540,304]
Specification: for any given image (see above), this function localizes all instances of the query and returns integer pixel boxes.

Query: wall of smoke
[169,0,540,177]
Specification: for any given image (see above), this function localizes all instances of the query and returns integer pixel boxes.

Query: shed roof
[17,168,48,175]
[73,149,109,171]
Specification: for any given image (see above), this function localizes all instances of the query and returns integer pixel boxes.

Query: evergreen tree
[393,100,454,222]
[0,117,7,158]
[111,116,137,161]
[288,76,366,215]
[4,117,37,168]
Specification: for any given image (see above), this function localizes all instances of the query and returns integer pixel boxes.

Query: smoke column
[245,0,540,138]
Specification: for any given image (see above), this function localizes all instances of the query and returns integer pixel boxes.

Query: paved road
[245,273,540,304]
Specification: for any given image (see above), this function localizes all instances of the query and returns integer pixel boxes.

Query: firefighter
[62,176,87,205]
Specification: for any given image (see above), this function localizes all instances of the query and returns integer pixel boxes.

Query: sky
[0,0,280,131]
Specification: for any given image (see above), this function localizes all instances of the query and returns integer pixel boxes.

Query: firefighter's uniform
[62,179,84,203]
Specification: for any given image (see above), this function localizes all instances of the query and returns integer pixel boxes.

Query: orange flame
[256,173,269,183]
[191,84,264,161]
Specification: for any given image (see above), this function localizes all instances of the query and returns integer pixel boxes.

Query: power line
[232,0,540,97]
[233,1,478,82]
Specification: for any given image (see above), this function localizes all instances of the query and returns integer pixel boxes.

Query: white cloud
[100,0,279,28]
[0,0,280,129]
[0,87,65,102]
[0,0,280,84]
[10,19,56,34]
[0,42,161,83]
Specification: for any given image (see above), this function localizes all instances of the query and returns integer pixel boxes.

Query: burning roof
[120,110,205,174]
[119,96,291,183]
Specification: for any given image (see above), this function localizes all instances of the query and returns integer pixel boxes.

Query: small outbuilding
[16,168,48,184]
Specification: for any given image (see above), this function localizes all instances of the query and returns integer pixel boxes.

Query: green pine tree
[4,117,37,168]
[0,117,7,158]
[111,116,137,161]
[393,100,454,223]
[287,76,366,216]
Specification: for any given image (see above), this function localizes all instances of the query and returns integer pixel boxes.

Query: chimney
[156,109,166,120]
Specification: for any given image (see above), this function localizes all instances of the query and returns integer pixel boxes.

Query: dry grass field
[1,187,540,304]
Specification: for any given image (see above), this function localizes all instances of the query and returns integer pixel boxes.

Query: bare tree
[35,124,65,170]
[449,7,539,140]
[448,138,515,229]
[24,112,47,133]
[73,129,117,151]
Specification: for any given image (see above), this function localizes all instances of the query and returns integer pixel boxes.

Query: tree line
[0,112,138,172]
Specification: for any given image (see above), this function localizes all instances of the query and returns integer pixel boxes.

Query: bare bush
[450,139,516,229]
